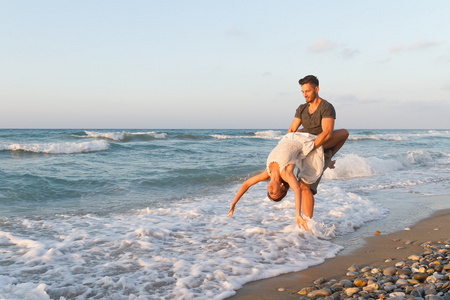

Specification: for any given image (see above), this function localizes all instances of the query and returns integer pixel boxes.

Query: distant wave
[84,131,167,141]
[354,177,449,192]
[348,134,403,141]
[211,130,283,140]
[254,130,283,138]
[0,140,109,154]
[349,130,450,142]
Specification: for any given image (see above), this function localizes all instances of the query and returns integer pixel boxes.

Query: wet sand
[227,208,450,299]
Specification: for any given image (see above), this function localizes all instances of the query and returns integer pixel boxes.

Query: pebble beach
[228,208,450,300]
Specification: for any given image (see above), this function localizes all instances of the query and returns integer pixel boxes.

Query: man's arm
[287,117,301,133]
[313,117,334,149]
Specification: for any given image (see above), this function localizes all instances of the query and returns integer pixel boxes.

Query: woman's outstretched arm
[227,170,269,218]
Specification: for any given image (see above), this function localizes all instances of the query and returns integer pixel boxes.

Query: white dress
[266,132,324,184]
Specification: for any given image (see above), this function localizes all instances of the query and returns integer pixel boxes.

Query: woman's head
[267,179,289,202]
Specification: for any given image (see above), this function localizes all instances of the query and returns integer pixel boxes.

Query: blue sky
[1,1,449,129]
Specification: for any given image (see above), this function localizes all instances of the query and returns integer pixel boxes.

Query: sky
[1,0,449,129]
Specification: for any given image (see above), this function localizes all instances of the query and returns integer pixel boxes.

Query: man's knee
[336,128,349,141]
[342,129,349,140]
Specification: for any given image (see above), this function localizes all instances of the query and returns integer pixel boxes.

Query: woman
[227,132,325,231]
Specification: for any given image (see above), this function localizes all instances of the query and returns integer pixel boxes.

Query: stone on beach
[353,277,367,287]
[347,263,360,272]
[383,267,397,276]
[344,287,360,296]
[307,288,332,298]
[409,254,421,261]
[292,240,450,300]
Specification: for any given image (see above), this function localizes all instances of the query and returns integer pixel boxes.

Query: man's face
[301,83,318,103]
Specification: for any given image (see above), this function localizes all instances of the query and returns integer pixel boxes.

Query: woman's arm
[283,165,309,231]
[227,170,269,218]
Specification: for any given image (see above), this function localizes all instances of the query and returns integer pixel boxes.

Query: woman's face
[267,181,285,199]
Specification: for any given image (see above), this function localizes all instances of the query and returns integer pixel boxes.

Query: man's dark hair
[299,75,319,87]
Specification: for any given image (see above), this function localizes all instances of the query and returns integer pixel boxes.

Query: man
[287,75,349,219]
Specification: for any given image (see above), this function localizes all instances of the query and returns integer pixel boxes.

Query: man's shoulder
[320,98,334,108]
[296,103,308,111]
[319,98,336,118]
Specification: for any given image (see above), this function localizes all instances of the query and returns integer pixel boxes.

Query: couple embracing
[227,75,349,231]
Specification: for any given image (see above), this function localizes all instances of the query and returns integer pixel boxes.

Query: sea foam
[0,184,386,300]
[84,131,167,141]
[0,140,109,154]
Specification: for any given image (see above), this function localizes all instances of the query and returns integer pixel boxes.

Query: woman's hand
[296,215,309,231]
[227,205,235,218]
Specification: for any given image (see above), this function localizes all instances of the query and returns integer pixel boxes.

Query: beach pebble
[388,291,406,298]
[340,279,354,288]
[344,287,360,297]
[371,268,381,274]
[307,288,332,298]
[418,266,427,273]
[384,284,398,292]
[407,278,420,285]
[404,227,411,230]
[347,264,360,272]
[384,267,397,276]
[313,277,328,285]
[354,278,367,287]
[346,271,359,277]
[374,230,381,235]
[277,287,285,292]
[410,288,423,297]
[426,296,444,300]
[408,254,421,261]
[424,287,437,295]
[331,283,344,291]
[296,240,450,300]
[297,288,308,295]
[413,273,429,282]
[397,268,412,276]
[395,278,409,286]
[395,261,406,267]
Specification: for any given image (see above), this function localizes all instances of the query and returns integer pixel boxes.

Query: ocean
[0,129,449,299]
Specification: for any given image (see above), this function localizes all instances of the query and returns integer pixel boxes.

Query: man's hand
[295,215,309,231]
[328,160,336,169]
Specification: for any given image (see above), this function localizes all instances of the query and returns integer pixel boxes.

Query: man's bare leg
[323,129,349,157]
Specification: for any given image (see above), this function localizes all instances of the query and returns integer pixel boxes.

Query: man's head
[298,75,319,87]
[299,75,319,103]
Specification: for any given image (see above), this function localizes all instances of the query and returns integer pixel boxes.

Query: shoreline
[227,207,450,299]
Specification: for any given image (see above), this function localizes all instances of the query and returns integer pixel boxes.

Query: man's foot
[328,160,336,169]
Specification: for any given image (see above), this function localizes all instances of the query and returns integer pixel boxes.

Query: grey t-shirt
[294,99,336,135]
